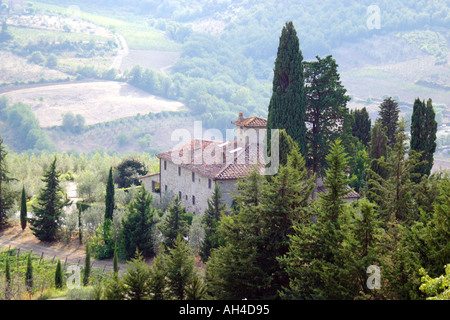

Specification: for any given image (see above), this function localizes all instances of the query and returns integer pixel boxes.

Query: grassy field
[7,25,111,46]
[0,81,187,127]
[0,51,71,84]
[30,1,181,51]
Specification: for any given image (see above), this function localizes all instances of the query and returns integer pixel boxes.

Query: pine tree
[410,98,437,181]
[368,121,420,223]
[55,259,63,289]
[304,55,351,175]
[366,119,389,203]
[159,196,188,250]
[341,199,384,299]
[280,139,352,300]
[378,97,400,148]
[120,185,155,260]
[200,183,226,263]
[30,157,70,241]
[266,21,307,156]
[207,148,314,300]
[351,107,372,147]
[122,250,152,300]
[83,244,91,286]
[256,145,315,298]
[20,186,27,230]
[166,234,195,300]
[149,252,168,300]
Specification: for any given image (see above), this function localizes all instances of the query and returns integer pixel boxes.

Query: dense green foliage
[266,22,307,156]
[410,98,438,181]
[199,183,225,263]
[29,157,70,241]
[120,185,156,259]
[304,55,350,175]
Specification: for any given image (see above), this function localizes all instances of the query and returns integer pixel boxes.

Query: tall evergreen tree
[105,167,115,222]
[25,251,33,293]
[0,137,14,228]
[368,121,420,223]
[149,252,168,300]
[200,183,226,263]
[366,119,389,203]
[304,55,351,175]
[410,98,437,181]
[5,254,11,299]
[378,97,400,148]
[159,196,188,250]
[341,199,384,299]
[121,250,152,300]
[55,259,63,289]
[120,185,155,260]
[166,234,195,300]
[20,186,27,230]
[280,139,352,300]
[266,21,307,156]
[103,167,115,251]
[30,158,70,241]
[351,107,372,147]
[206,148,314,300]
[83,244,91,286]
[277,129,297,168]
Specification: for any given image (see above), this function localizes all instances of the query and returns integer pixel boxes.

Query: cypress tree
[104,167,115,251]
[304,55,351,175]
[277,129,297,168]
[266,21,307,157]
[113,245,119,275]
[20,186,27,230]
[83,244,91,286]
[4,254,11,299]
[200,183,226,263]
[55,259,63,289]
[105,167,115,222]
[25,251,33,293]
[30,157,70,242]
[410,98,437,181]
[378,97,400,148]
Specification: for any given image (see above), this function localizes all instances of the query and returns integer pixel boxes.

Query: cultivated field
[1,81,187,127]
[0,51,70,84]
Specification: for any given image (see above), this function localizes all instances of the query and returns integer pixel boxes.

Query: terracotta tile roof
[312,185,360,200]
[232,112,267,128]
[156,139,265,180]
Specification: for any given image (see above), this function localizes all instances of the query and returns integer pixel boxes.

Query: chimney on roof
[238,112,244,122]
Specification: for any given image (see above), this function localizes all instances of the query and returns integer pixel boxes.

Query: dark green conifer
[266,21,307,157]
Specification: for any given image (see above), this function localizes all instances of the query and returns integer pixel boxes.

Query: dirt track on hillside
[0,224,127,272]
